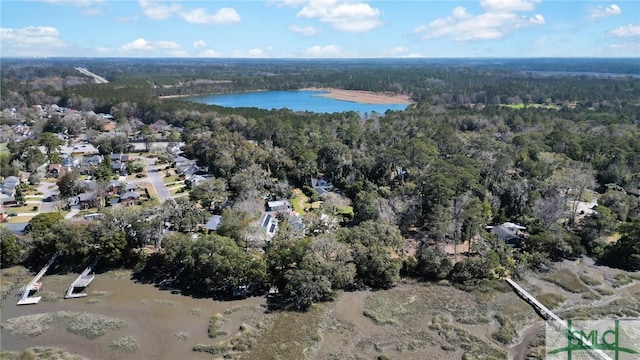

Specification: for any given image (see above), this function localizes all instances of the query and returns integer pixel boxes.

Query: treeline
[1,60,640,310]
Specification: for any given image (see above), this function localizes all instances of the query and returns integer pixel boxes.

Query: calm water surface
[188,90,408,114]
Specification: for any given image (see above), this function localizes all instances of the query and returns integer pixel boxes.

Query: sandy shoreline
[301,87,413,105]
[159,88,413,105]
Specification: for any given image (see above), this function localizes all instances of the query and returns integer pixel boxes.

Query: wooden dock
[505,278,612,360]
[64,257,100,299]
[17,253,59,305]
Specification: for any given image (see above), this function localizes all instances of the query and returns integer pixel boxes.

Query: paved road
[141,158,171,203]
[37,182,61,214]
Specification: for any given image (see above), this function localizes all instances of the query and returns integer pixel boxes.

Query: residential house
[124,182,138,193]
[62,155,81,168]
[204,215,222,231]
[174,156,199,175]
[48,164,70,179]
[112,161,126,175]
[79,154,102,170]
[311,177,333,196]
[103,122,116,132]
[288,213,305,235]
[69,192,98,209]
[186,174,209,188]
[0,176,20,204]
[267,200,292,212]
[119,191,141,206]
[109,153,133,163]
[259,213,278,238]
[486,222,527,247]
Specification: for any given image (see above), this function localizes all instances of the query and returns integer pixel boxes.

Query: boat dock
[17,253,59,305]
[506,278,612,360]
[64,257,99,299]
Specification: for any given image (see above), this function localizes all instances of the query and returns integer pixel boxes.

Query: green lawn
[163,175,181,184]
[291,189,308,214]
[6,215,35,223]
[501,103,558,110]
[6,204,39,213]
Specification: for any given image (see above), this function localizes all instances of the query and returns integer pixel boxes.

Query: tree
[165,198,208,233]
[14,184,25,205]
[189,177,229,209]
[0,229,21,267]
[413,246,452,281]
[38,132,64,155]
[339,221,405,288]
[57,171,82,198]
[600,219,640,271]
[26,212,63,237]
[99,231,128,266]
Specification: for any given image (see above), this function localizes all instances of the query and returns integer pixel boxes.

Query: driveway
[140,157,171,203]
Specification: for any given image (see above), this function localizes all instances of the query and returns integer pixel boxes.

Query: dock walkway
[64,257,100,299]
[17,253,59,305]
[506,278,612,360]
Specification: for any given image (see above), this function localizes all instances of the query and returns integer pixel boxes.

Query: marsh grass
[579,273,603,286]
[611,273,633,288]
[536,293,566,309]
[208,313,228,338]
[543,272,590,293]
[1,311,127,340]
[492,314,517,345]
[174,332,189,341]
[109,335,139,353]
[0,347,88,360]
[141,299,181,306]
[190,308,204,316]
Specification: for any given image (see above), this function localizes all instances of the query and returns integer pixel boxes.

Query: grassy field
[5,204,39,213]
[5,215,35,223]
[501,103,558,110]
[291,189,308,214]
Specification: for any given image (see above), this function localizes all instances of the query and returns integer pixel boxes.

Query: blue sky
[1,0,638,57]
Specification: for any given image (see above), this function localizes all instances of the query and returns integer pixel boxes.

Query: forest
[1,58,639,310]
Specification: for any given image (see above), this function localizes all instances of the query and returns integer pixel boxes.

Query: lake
[188,90,409,114]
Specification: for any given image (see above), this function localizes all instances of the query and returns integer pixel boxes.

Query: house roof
[205,215,222,230]
[268,200,290,209]
[78,192,96,201]
[120,191,140,200]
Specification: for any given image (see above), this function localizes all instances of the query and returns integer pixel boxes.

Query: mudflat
[2,258,638,360]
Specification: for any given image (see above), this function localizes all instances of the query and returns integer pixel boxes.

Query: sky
[0,0,639,58]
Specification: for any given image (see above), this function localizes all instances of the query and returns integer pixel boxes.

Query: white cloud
[479,0,539,12]
[382,46,408,56]
[609,24,640,37]
[119,38,181,53]
[414,3,545,42]
[139,0,181,20]
[403,53,423,58]
[193,40,207,48]
[179,7,240,25]
[304,44,343,57]
[42,0,106,6]
[270,0,307,7]
[297,1,383,32]
[232,48,268,57]
[589,4,621,19]
[0,26,68,56]
[199,49,221,57]
[139,0,240,25]
[289,25,320,36]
